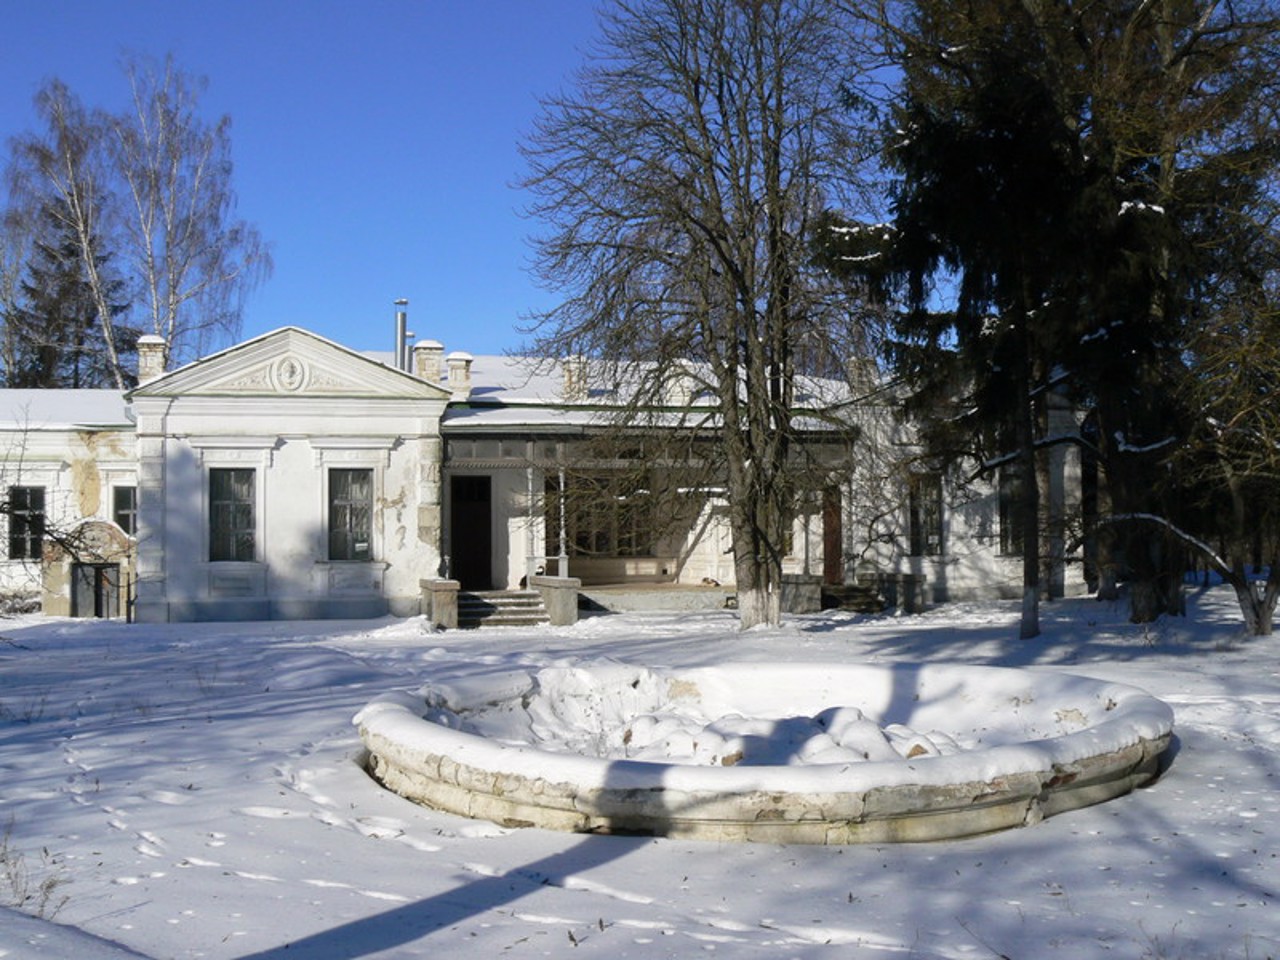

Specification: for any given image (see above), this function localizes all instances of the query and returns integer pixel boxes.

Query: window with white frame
[209,468,256,562]
[113,486,137,536]
[999,466,1025,557]
[8,485,44,560]
[328,468,373,561]
[908,473,943,556]
[545,473,654,558]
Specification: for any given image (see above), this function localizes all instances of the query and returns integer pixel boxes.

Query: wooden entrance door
[822,488,843,585]
[450,475,492,590]
[72,563,120,618]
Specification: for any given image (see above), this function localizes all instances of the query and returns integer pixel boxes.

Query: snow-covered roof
[0,332,870,436]
[439,353,861,434]
[0,389,131,430]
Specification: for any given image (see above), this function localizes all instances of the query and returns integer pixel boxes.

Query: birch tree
[7,82,132,388]
[4,55,270,384]
[107,55,270,368]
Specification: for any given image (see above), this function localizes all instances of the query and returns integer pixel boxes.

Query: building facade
[0,326,1086,621]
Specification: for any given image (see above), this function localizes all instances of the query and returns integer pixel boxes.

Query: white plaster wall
[850,462,1088,606]
[268,438,319,607]
[663,499,829,587]
[671,498,736,586]
[488,468,527,590]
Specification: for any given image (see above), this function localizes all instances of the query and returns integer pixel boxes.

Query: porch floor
[578,582,736,613]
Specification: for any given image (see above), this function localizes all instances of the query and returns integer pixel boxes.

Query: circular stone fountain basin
[355,660,1173,844]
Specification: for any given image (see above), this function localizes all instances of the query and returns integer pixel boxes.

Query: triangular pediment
[129,327,450,401]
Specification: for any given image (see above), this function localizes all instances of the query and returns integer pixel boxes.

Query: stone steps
[457,590,551,628]
[821,583,886,614]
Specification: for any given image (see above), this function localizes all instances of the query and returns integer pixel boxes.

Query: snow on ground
[0,587,1276,959]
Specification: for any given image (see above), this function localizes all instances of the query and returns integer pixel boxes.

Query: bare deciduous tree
[0,208,33,382]
[4,55,271,384]
[107,54,271,368]
[1171,275,1280,635]
[521,0,879,628]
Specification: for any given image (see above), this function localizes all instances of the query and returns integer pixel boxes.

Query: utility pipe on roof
[394,299,413,371]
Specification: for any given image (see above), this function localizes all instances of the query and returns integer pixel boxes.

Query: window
[8,485,44,560]
[210,468,255,562]
[329,469,373,561]
[546,474,653,558]
[999,466,1025,556]
[113,486,137,536]
[908,473,943,556]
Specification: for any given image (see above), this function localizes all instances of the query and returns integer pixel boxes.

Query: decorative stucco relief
[270,356,309,393]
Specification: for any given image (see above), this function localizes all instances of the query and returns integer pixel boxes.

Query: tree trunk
[736,579,782,630]
[1129,579,1164,624]
[1094,469,1119,600]
[1017,308,1040,640]
[1128,531,1184,623]
[733,529,783,629]
[1227,565,1279,637]
[724,462,789,632]
[1036,395,1058,602]
[1019,570,1041,639]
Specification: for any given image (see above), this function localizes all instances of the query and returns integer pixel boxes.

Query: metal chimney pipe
[394,298,409,370]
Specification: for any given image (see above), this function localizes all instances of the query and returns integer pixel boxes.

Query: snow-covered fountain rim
[355,660,1175,795]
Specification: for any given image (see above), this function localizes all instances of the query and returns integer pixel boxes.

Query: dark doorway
[822,488,843,585]
[72,563,120,618]
[450,475,493,590]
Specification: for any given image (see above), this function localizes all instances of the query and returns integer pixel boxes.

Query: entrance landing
[578,583,735,613]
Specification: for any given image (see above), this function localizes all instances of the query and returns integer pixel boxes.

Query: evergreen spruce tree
[849,0,1280,631]
[7,205,133,388]
[873,0,1085,639]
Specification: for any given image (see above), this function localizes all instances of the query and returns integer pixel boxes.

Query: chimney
[414,340,445,384]
[137,335,167,385]
[446,351,473,399]
[665,360,696,408]
[562,355,587,402]
[846,357,879,396]
[394,299,412,371]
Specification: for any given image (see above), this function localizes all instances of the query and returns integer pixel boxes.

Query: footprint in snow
[397,835,443,853]
[234,806,295,819]
[112,872,166,886]
[142,789,192,805]
[302,879,415,903]
[354,816,406,839]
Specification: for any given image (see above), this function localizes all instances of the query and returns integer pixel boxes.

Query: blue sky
[1,0,602,357]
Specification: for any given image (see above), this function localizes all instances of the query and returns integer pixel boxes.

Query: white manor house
[0,326,1088,622]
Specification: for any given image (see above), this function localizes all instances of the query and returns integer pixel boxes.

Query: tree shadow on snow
[233,705,860,960]
[794,588,1253,669]
[233,832,652,960]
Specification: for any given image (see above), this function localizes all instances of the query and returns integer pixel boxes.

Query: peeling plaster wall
[0,426,136,606]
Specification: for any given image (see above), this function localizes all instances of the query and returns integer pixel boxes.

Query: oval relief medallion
[271,355,309,393]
